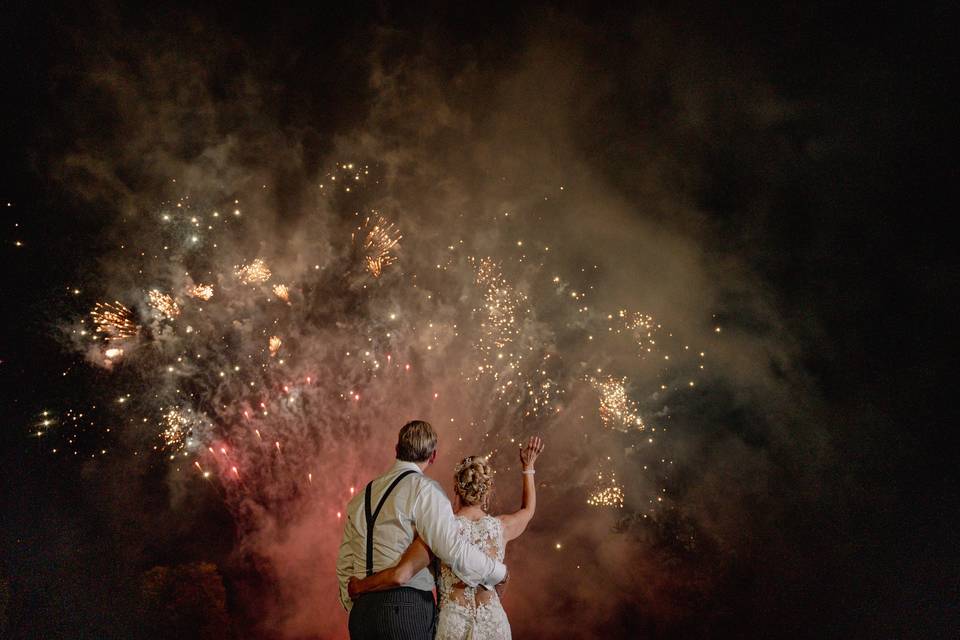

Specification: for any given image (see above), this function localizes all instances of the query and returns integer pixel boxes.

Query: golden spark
[353,214,401,278]
[162,409,188,450]
[235,258,272,284]
[148,290,180,319]
[590,375,645,431]
[619,310,661,353]
[467,257,557,415]
[90,301,139,341]
[272,284,290,301]
[587,484,625,508]
[473,257,523,353]
[186,284,214,300]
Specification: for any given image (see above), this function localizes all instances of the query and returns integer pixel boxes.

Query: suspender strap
[364,469,418,577]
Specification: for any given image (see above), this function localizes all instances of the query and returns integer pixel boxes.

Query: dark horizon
[1,2,956,638]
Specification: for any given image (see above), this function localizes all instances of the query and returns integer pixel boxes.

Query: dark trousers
[348,587,436,640]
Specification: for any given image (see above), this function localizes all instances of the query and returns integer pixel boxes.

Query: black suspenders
[364,469,418,576]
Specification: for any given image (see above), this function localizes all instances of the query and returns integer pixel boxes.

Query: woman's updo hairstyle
[453,456,494,507]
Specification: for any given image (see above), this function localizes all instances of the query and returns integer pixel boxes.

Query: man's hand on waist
[478,563,508,591]
[494,566,509,597]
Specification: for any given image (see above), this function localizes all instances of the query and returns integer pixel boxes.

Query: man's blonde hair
[396,420,438,462]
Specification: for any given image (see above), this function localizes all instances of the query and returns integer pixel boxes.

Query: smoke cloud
[39,6,839,639]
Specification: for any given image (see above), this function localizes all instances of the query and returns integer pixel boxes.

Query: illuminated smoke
[42,21,806,638]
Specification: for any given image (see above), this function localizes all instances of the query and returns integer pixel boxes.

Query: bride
[348,435,545,640]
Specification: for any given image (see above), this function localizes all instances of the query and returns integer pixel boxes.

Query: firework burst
[235,258,272,284]
[148,290,180,319]
[620,310,660,354]
[473,257,523,354]
[467,256,559,415]
[590,375,644,431]
[161,407,210,452]
[272,284,290,302]
[162,409,189,450]
[353,214,401,278]
[51,161,713,591]
[588,470,625,508]
[90,301,139,341]
[268,336,282,356]
[186,284,214,300]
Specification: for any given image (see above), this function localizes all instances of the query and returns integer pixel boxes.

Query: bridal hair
[396,420,438,462]
[454,456,494,507]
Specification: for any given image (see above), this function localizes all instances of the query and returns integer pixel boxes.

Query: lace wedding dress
[436,515,511,640]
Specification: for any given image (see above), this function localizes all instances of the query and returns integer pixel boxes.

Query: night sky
[1,3,956,639]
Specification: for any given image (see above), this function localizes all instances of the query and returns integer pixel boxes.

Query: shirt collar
[391,459,424,475]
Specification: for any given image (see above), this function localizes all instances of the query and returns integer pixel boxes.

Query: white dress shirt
[336,460,507,611]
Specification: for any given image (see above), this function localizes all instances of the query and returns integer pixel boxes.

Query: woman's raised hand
[519,436,544,471]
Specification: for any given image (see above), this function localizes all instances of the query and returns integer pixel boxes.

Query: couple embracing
[336,420,545,639]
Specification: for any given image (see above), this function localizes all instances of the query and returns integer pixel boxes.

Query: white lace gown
[436,515,511,640]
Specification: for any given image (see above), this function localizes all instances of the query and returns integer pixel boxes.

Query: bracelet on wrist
[521,469,535,475]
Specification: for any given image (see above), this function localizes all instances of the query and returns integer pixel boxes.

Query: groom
[336,420,507,639]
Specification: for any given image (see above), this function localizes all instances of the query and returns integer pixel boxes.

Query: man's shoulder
[350,467,435,502]
[387,468,438,498]
[408,471,440,493]
[410,473,453,511]
[344,490,363,515]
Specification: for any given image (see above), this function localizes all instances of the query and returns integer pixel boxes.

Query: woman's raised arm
[499,436,544,542]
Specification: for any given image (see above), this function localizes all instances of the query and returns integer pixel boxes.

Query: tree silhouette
[139,562,231,639]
